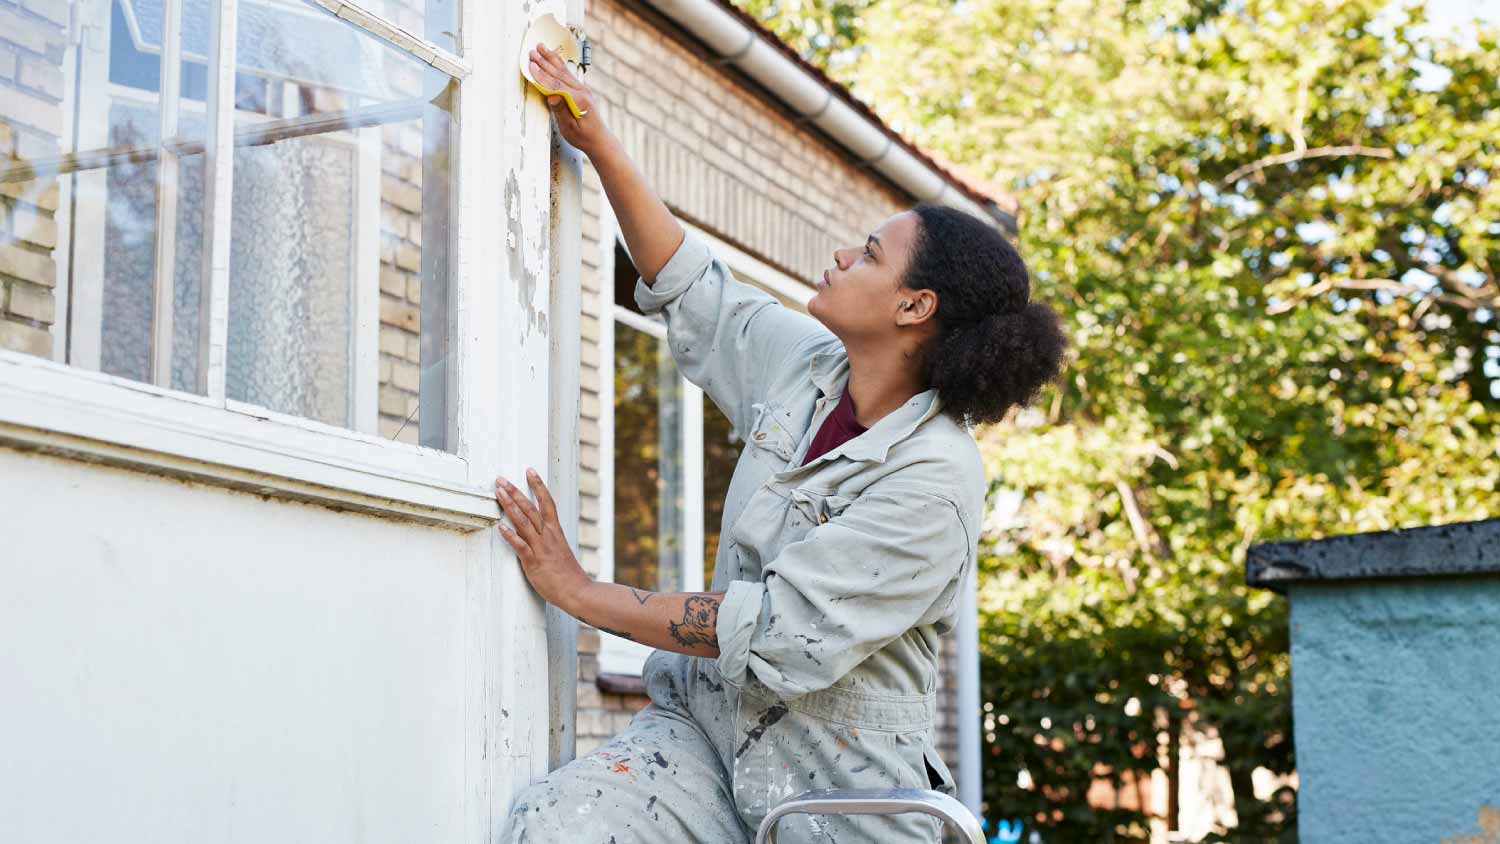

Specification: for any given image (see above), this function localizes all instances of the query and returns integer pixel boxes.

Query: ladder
[756,788,986,844]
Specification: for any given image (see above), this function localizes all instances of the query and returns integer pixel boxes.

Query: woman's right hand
[527,43,610,156]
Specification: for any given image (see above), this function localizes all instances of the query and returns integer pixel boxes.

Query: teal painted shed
[1247,518,1500,844]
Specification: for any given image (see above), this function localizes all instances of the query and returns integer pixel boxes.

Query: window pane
[614,320,685,593]
[702,399,741,588]
[355,0,460,55]
[0,0,203,392]
[222,1,456,447]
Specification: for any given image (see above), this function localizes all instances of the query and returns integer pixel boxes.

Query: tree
[733,0,1500,839]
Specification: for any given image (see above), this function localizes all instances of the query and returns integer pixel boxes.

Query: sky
[1420,0,1500,34]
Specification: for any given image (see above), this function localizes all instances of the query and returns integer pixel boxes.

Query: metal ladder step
[756,788,985,844]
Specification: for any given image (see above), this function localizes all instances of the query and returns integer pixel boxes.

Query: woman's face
[808,211,927,343]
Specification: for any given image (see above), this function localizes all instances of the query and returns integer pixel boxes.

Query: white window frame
[596,219,813,677]
[0,0,520,530]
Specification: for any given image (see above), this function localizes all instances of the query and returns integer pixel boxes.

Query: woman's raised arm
[528,43,682,284]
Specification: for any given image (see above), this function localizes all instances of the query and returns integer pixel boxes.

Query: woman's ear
[895,289,938,326]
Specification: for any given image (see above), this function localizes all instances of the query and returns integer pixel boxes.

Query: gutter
[636,0,1018,234]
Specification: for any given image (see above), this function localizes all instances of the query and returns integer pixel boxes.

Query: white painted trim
[613,304,665,338]
[0,350,495,528]
[308,0,470,79]
[197,0,236,401]
[599,635,655,676]
[680,218,814,308]
[49,28,81,364]
[956,559,982,813]
[545,98,585,769]
[66,7,114,371]
[596,219,617,583]
[148,0,184,387]
[682,381,705,593]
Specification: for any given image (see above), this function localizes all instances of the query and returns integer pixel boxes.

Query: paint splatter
[736,703,789,757]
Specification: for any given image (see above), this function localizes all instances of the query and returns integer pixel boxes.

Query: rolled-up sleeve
[634,227,830,435]
[715,487,972,698]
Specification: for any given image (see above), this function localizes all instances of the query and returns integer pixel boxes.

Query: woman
[496,44,1066,843]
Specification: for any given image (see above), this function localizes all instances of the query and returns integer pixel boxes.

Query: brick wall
[372,0,430,445]
[0,0,68,359]
[573,0,967,779]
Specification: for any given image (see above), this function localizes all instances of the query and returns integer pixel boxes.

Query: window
[0,0,462,449]
[599,224,813,675]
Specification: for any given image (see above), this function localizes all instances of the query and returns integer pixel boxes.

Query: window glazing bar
[0,99,430,184]
[149,0,184,387]
[418,75,455,450]
[308,0,470,79]
[197,0,238,401]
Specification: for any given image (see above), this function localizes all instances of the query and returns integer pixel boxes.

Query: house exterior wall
[1,2,577,840]
[0,447,477,839]
[1286,578,1500,844]
[572,0,967,778]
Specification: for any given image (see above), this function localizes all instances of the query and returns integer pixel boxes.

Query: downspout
[639,0,995,806]
[640,0,1016,234]
[544,0,587,772]
[956,562,982,814]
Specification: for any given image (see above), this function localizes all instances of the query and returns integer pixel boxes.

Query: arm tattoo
[630,587,652,606]
[596,624,636,641]
[669,596,720,648]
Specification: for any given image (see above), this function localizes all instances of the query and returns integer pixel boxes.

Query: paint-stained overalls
[502,226,987,843]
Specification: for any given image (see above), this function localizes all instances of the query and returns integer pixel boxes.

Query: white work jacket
[632,225,988,832]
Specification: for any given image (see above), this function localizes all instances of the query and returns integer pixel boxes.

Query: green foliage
[733,0,1500,839]
[733,0,873,74]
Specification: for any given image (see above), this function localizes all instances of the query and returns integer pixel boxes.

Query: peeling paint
[503,171,546,341]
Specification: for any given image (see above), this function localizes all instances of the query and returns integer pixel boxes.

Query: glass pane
[614,320,685,593]
[222,0,456,447]
[0,0,202,393]
[702,400,741,588]
[359,0,460,54]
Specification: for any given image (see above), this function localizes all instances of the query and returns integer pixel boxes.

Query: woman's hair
[902,203,1067,428]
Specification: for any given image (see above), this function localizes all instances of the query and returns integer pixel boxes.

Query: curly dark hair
[902,203,1067,428]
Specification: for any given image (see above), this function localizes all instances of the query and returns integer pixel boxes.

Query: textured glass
[219,0,455,446]
[170,152,207,393]
[99,108,159,384]
[98,101,206,391]
[0,0,455,444]
[614,321,686,592]
[226,138,355,426]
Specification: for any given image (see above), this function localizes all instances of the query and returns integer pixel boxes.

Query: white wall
[0,448,540,842]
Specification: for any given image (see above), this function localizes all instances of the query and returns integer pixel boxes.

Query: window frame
[0,0,507,529]
[596,219,813,677]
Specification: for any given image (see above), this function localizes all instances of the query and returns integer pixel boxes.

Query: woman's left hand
[495,469,590,610]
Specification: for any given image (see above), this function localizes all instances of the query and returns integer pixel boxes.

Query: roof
[1246,518,1500,592]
